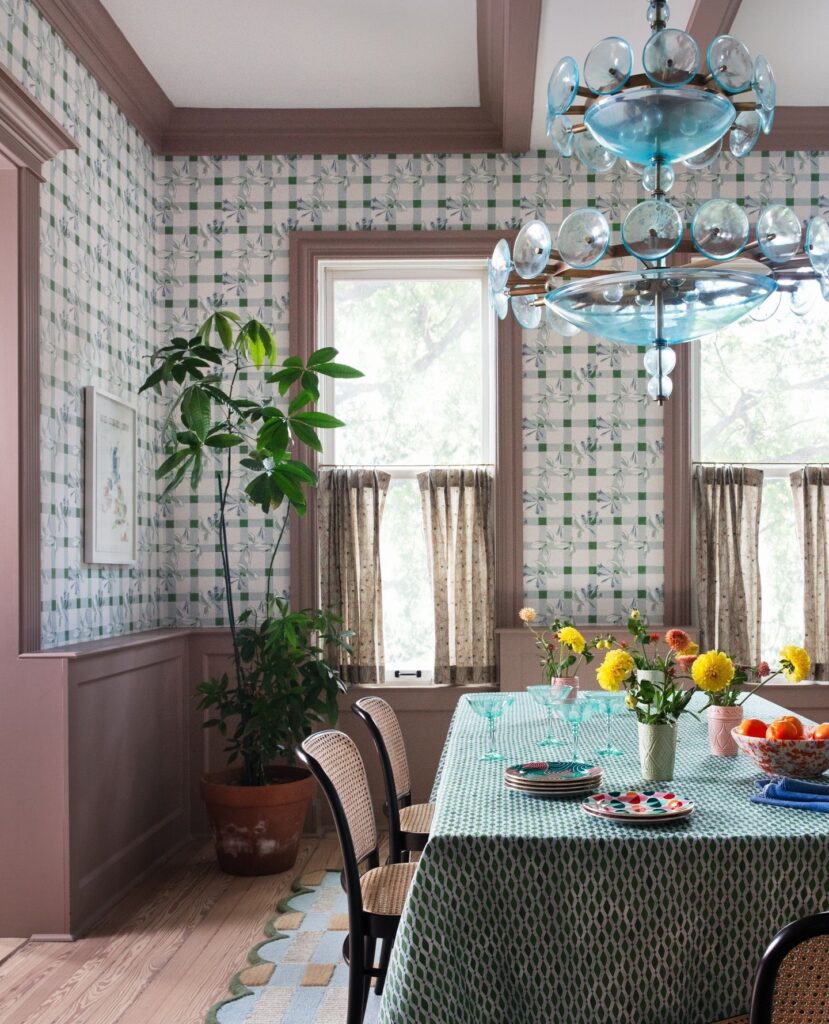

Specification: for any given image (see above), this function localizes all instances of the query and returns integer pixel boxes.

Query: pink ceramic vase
[707,704,743,756]
[550,676,578,702]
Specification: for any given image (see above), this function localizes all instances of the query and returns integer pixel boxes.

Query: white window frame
[690,331,820,662]
[316,257,497,682]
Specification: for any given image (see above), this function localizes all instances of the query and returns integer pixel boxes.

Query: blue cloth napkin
[751,776,829,812]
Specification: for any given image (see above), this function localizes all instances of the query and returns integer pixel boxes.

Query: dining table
[377,691,829,1024]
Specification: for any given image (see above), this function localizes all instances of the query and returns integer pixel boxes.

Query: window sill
[339,681,497,713]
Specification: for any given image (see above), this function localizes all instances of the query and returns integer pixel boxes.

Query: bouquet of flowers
[518,607,595,683]
[595,611,699,725]
[687,644,811,708]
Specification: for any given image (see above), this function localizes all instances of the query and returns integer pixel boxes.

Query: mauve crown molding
[0,63,76,175]
[31,0,172,152]
[160,106,504,157]
[763,107,829,153]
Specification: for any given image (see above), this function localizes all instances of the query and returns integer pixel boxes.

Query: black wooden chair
[296,730,417,1023]
[352,696,434,863]
[711,911,829,1024]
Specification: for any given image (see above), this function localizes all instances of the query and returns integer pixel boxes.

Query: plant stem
[265,508,291,609]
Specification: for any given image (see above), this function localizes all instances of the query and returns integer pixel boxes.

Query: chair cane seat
[399,802,434,837]
[360,861,417,917]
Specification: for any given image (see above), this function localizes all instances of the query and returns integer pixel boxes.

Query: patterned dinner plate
[581,790,695,820]
[507,784,601,801]
[505,776,602,790]
[506,761,603,783]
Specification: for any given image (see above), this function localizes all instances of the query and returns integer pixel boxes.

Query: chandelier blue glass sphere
[489,0,829,403]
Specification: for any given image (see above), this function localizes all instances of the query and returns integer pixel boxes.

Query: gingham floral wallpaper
[4,2,829,646]
[156,149,828,627]
[2,0,170,647]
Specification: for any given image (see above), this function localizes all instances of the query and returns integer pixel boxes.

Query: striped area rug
[207,870,381,1024]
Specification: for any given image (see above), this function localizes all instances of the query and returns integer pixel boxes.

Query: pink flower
[757,661,771,678]
[665,628,691,652]
[676,655,697,672]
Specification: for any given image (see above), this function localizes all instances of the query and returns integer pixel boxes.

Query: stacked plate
[504,761,603,799]
[581,790,695,825]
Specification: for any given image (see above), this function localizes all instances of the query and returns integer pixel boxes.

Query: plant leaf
[315,362,364,379]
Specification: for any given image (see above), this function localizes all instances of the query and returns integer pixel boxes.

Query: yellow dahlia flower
[597,649,635,692]
[780,645,810,683]
[558,626,586,654]
[518,607,537,623]
[679,641,699,657]
[691,650,735,693]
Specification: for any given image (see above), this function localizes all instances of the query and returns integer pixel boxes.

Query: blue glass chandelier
[489,0,829,403]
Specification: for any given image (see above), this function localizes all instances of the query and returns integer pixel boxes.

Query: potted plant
[140,310,362,874]
[518,607,594,697]
[595,613,699,780]
[685,644,811,756]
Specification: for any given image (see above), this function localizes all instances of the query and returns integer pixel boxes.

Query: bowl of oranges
[732,716,829,778]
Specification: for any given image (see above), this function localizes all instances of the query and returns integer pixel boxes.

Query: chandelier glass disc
[756,205,802,263]
[643,28,700,86]
[707,35,753,93]
[806,215,829,278]
[621,200,683,260]
[513,219,552,279]
[584,36,633,95]
[691,199,749,261]
[546,269,777,345]
[557,209,611,268]
[548,56,580,116]
[488,238,512,292]
[729,110,761,158]
[511,294,542,330]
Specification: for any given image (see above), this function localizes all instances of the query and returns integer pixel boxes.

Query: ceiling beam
[686,0,744,46]
[477,0,542,152]
[32,0,171,151]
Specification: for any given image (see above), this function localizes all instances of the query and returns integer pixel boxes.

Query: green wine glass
[580,690,627,757]
[555,700,595,763]
[527,684,572,747]
[466,694,516,762]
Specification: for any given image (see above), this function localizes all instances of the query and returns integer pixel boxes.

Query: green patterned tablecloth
[378,692,829,1024]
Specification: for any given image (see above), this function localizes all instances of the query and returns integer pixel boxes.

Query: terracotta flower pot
[707,704,743,756]
[638,720,678,781]
[550,675,578,701]
[201,765,315,876]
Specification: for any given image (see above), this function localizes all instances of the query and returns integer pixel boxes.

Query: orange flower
[665,628,691,652]
[676,654,697,672]
[649,633,660,643]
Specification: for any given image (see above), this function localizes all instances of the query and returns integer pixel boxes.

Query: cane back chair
[296,729,416,1022]
[711,911,829,1024]
[352,696,434,863]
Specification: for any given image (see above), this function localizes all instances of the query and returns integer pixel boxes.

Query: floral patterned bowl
[731,729,829,778]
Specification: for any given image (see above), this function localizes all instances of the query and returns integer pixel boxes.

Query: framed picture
[84,387,137,564]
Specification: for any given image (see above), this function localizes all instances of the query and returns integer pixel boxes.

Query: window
[318,259,496,681]
[694,295,829,663]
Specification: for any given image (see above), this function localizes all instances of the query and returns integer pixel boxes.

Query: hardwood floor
[0,834,343,1024]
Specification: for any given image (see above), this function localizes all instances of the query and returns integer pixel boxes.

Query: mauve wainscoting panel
[68,632,190,934]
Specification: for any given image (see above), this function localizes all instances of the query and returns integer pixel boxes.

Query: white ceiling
[732,0,829,106]
[102,0,829,134]
[101,0,480,108]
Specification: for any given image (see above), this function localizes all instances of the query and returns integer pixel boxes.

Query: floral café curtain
[318,469,390,684]
[418,468,495,685]
[790,466,829,680]
[693,464,763,664]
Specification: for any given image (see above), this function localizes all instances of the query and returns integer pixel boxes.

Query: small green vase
[638,720,678,782]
